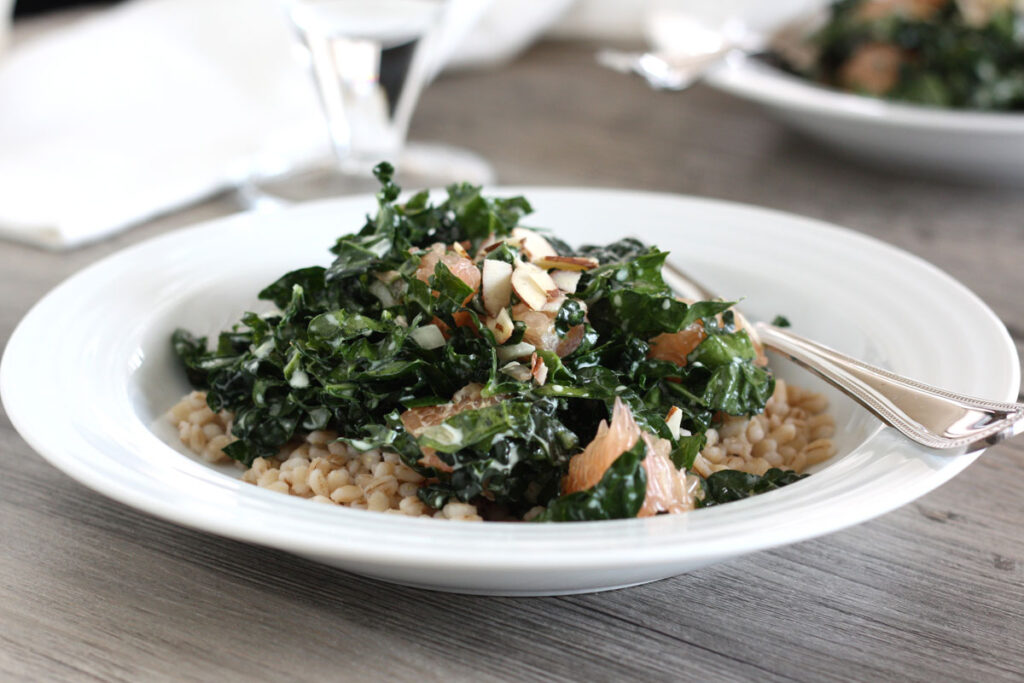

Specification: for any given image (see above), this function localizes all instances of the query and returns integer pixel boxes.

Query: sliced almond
[511,227,557,262]
[368,279,397,308]
[665,406,683,440]
[485,308,515,344]
[525,263,559,294]
[551,270,582,293]
[500,361,533,382]
[481,259,514,316]
[480,240,505,256]
[497,341,535,362]
[451,241,470,259]
[374,269,402,284]
[541,291,566,314]
[534,255,599,271]
[530,353,549,386]
[511,261,557,311]
[474,233,501,260]
[410,324,447,350]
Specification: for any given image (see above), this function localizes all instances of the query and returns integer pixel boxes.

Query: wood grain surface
[2,38,1023,682]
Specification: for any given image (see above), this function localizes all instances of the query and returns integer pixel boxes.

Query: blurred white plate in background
[705,54,1024,186]
[637,1,1024,185]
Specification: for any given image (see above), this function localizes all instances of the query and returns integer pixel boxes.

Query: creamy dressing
[252,339,275,359]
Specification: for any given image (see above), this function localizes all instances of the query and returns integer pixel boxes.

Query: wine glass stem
[291,0,444,175]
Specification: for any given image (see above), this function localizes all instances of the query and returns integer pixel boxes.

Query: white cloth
[0,0,574,249]
[0,0,334,248]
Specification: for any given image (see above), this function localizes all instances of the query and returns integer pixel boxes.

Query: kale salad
[778,0,1024,110]
[172,164,817,522]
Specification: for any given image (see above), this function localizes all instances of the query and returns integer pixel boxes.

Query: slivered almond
[534,255,599,271]
[511,261,557,311]
[485,308,515,344]
[511,228,557,262]
[551,270,582,293]
[481,259,514,316]
[530,353,549,386]
[500,361,533,382]
[451,241,470,259]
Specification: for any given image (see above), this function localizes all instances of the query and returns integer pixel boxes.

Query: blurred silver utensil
[596,47,731,91]
[597,9,821,92]
[597,12,746,91]
[662,260,1024,453]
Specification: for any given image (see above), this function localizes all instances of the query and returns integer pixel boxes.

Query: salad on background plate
[774,0,1024,110]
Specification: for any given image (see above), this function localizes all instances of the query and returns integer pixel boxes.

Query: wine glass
[241,0,494,206]
[0,0,14,57]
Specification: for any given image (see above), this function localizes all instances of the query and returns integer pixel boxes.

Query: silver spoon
[662,260,1024,453]
[596,13,751,91]
[597,12,821,92]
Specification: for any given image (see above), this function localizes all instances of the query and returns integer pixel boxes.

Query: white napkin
[0,0,585,249]
[0,0,336,249]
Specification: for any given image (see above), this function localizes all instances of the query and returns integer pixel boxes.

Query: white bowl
[1,189,1018,595]
[705,54,1024,185]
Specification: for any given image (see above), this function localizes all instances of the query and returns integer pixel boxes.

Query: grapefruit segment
[563,397,641,494]
[415,242,482,304]
[637,433,695,516]
[399,383,499,472]
[511,299,585,359]
[563,398,696,516]
[648,322,706,367]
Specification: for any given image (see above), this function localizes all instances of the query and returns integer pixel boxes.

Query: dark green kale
[173,163,804,520]
[416,398,580,509]
[534,439,648,521]
[174,163,531,468]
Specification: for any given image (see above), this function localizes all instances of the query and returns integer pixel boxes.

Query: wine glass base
[234,142,496,211]
[398,141,496,187]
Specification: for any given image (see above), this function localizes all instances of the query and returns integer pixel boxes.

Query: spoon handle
[755,323,1024,452]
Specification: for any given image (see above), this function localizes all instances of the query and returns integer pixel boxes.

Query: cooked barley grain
[170,377,833,519]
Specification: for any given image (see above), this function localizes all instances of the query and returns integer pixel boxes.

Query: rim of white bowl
[1,189,1018,572]
[705,54,1024,133]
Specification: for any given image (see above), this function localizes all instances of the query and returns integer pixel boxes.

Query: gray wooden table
[2,39,1023,682]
